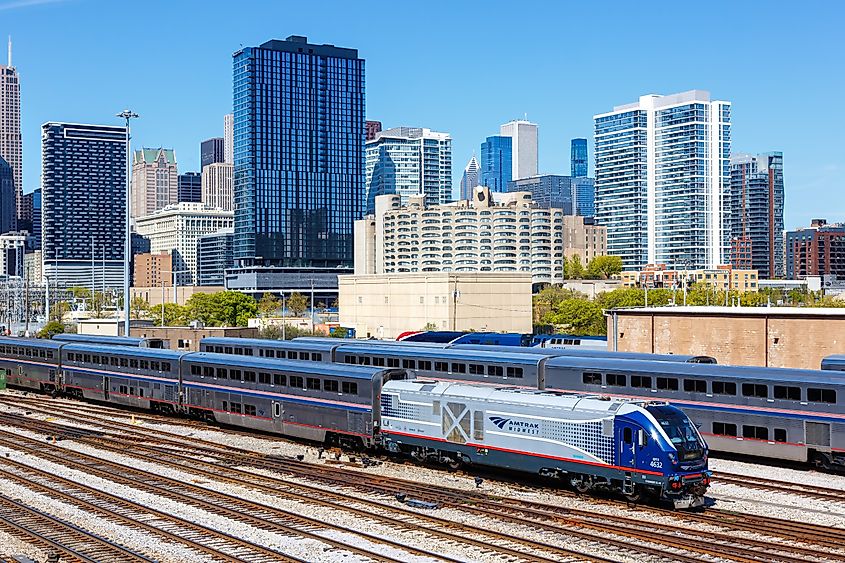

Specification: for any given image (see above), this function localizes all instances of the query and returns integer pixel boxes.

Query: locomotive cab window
[623,427,633,444]
[808,388,836,404]
[582,372,602,385]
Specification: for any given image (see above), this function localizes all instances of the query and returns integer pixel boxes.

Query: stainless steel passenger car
[0,337,62,392]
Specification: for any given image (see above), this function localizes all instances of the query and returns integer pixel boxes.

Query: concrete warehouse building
[339,272,532,339]
[606,306,845,369]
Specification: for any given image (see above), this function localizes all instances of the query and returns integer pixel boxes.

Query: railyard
[1,389,844,563]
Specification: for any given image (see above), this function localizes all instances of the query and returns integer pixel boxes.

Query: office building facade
[785,219,845,279]
[132,252,172,289]
[200,137,224,170]
[571,138,588,178]
[197,228,234,286]
[594,90,731,269]
[42,122,127,289]
[0,156,15,233]
[178,172,202,203]
[507,174,573,213]
[365,127,452,213]
[131,148,178,218]
[232,35,365,276]
[0,43,22,220]
[572,177,595,218]
[365,120,382,141]
[479,135,512,193]
[355,186,606,286]
[134,203,233,286]
[223,114,234,165]
[459,155,480,201]
[201,162,233,211]
[729,152,784,279]
[500,119,538,180]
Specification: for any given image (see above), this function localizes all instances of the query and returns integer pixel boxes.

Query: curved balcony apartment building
[355,186,605,286]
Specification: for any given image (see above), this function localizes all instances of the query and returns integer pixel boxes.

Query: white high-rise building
[364,127,451,214]
[223,113,233,165]
[0,38,22,219]
[134,203,234,286]
[500,119,538,181]
[594,90,731,269]
[202,162,233,211]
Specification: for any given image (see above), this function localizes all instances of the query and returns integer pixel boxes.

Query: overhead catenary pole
[117,110,139,337]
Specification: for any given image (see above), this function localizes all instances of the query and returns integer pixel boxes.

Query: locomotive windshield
[646,405,705,460]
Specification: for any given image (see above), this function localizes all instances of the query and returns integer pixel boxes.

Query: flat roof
[608,306,845,317]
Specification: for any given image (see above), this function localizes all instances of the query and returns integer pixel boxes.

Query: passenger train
[199,337,845,469]
[0,336,710,507]
[821,355,845,372]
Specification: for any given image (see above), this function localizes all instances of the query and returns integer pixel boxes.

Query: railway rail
[3,394,845,562]
[0,491,154,563]
[713,471,845,503]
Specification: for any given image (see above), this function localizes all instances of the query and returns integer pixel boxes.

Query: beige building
[24,249,41,283]
[134,203,233,285]
[223,113,234,164]
[355,186,606,286]
[339,272,533,339]
[130,325,257,351]
[132,148,178,218]
[201,162,233,211]
[607,306,845,369]
[133,252,172,289]
[620,263,759,292]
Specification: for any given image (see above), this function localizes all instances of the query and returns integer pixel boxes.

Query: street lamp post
[117,110,139,337]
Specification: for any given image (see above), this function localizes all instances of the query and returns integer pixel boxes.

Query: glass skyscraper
[41,122,128,289]
[572,177,595,217]
[480,135,512,193]
[571,138,588,178]
[507,174,573,213]
[178,172,202,203]
[232,35,365,270]
[594,90,731,269]
[729,152,784,279]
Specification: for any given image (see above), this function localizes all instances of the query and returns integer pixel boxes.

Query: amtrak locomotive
[198,337,845,469]
[0,336,709,507]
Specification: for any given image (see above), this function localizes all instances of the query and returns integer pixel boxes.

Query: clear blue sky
[2,0,842,229]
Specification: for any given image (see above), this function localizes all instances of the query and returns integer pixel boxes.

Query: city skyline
[1,1,842,231]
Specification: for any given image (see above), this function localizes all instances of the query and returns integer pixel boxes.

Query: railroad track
[713,470,845,503]
[0,491,154,563]
[0,420,605,563]
[3,397,844,562]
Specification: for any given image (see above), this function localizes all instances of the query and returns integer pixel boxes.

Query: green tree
[331,326,350,338]
[130,296,150,320]
[586,255,623,280]
[183,293,216,325]
[90,292,109,319]
[150,303,187,326]
[211,291,258,326]
[568,255,585,280]
[49,301,70,323]
[287,292,308,317]
[258,292,282,317]
[422,322,438,331]
[38,321,66,338]
[67,287,92,300]
[545,298,605,335]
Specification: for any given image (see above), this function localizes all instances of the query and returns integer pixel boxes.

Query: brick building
[606,306,845,369]
[786,219,845,279]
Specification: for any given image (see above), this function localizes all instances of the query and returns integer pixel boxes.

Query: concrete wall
[607,306,845,368]
[339,272,532,339]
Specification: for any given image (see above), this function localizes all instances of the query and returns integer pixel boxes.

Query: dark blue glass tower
[480,135,512,193]
[178,172,202,203]
[232,35,365,270]
[571,138,588,178]
[0,156,15,234]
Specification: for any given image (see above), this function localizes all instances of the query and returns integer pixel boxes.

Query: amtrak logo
[488,416,540,435]
[489,416,510,429]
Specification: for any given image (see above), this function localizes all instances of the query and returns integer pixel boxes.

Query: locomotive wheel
[446,457,463,471]
[624,487,642,503]
[812,452,831,471]
[571,478,592,493]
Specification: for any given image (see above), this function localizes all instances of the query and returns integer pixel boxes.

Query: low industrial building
[339,272,532,339]
[606,306,845,369]
[129,325,258,351]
